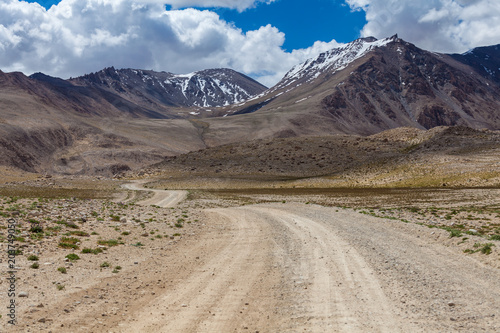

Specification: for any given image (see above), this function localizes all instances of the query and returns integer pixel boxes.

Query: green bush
[65,253,80,261]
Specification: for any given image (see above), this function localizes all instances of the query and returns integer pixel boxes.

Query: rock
[37,303,44,308]
[448,302,455,307]
[38,318,46,323]
[468,229,478,234]
[19,291,29,298]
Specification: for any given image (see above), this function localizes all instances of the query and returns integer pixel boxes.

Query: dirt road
[121,180,188,207]
[116,203,499,332]
[14,186,499,332]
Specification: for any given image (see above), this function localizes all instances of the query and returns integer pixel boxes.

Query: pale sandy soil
[1,183,499,332]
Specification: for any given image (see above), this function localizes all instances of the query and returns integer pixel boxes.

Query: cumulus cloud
[163,0,276,12]
[0,0,338,86]
[346,0,500,53]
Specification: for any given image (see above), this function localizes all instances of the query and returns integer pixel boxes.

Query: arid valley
[1,21,500,332]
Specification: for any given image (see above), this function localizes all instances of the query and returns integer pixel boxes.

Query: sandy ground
[2,184,499,332]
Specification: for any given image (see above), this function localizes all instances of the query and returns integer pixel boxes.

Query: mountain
[451,44,500,84]
[69,67,267,110]
[0,67,266,175]
[2,35,500,176]
[212,35,500,139]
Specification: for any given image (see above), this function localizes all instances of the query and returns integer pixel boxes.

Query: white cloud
[0,0,340,87]
[346,0,500,53]
[163,0,276,12]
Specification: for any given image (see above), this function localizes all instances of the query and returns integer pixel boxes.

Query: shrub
[30,263,39,269]
[57,267,67,274]
[29,224,44,233]
[27,255,39,261]
[100,261,110,268]
[56,220,79,229]
[490,234,500,241]
[97,239,120,247]
[81,248,103,255]
[58,237,80,249]
[475,243,495,255]
[65,253,80,261]
[70,231,90,237]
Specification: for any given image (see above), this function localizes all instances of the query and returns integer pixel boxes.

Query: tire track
[246,206,403,332]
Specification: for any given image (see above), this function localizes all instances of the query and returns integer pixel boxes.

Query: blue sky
[192,1,367,51]
[30,0,367,51]
[4,0,500,86]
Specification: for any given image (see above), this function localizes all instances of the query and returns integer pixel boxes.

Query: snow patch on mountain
[269,36,396,94]
[72,67,267,108]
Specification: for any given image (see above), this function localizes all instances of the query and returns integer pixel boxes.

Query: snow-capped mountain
[70,67,267,109]
[237,35,400,112]
[273,36,395,92]
[227,35,500,134]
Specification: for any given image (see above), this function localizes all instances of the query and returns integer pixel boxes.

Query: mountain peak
[270,35,397,93]
[70,67,267,109]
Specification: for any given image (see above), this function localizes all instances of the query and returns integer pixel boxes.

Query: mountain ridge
[219,35,500,136]
[68,67,267,110]
[2,35,500,176]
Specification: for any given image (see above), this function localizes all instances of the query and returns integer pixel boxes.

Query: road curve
[118,203,500,332]
[121,180,188,208]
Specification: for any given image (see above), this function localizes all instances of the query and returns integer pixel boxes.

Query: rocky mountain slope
[451,44,500,84]
[214,35,500,138]
[69,67,267,109]
[0,67,265,175]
